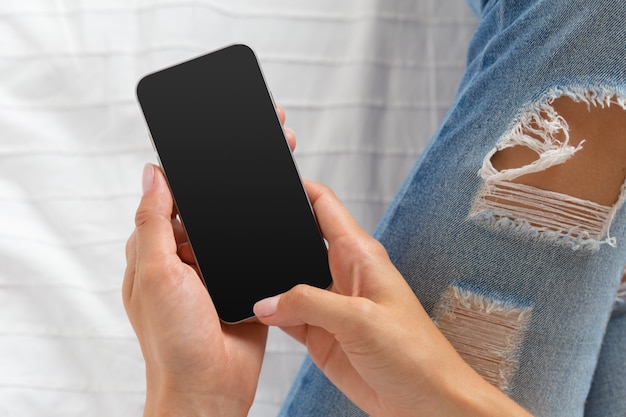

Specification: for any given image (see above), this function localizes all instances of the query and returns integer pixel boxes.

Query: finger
[171,216,196,264]
[255,284,379,338]
[303,180,369,245]
[177,242,196,265]
[171,215,188,246]
[284,127,296,152]
[276,104,286,124]
[134,163,179,271]
[276,104,296,151]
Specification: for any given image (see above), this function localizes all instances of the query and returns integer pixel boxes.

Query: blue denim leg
[584,297,626,417]
[279,1,626,416]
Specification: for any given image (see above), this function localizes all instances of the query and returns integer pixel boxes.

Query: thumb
[133,163,178,265]
[254,284,379,339]
[253,284,394,414]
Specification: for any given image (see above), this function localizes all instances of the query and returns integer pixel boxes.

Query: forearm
[441,365,534,417]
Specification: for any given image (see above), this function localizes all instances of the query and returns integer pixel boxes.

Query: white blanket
[0,1,476,415]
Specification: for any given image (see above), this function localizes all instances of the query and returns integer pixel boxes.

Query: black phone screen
[136,44,333,323]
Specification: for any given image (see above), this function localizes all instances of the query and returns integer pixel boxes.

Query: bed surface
[0,1,476,415]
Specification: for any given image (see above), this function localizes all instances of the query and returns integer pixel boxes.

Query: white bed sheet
[0,1,476,415]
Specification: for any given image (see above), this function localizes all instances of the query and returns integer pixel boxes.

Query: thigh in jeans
[280,1,626,416]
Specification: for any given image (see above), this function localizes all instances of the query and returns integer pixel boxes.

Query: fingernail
[142,163,154,195]
[254,294,281,317]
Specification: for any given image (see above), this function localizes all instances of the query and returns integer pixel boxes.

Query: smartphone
[136,43,333,324]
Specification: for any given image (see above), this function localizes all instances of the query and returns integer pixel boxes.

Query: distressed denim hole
[471,88,626,251]
[432,284,532,393]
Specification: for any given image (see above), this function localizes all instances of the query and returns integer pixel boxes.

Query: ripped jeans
[279,0,626,416]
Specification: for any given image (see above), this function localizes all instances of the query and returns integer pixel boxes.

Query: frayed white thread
[473,182,616,247]
[480,102,583,182]
[433,285,532,393]
[553,86,626,111]
[473,87,626,249]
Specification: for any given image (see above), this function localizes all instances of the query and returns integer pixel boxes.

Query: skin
[490,96,626,206]
[123,106,533,417]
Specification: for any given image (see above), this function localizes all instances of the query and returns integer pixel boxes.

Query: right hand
[254,181,533,417]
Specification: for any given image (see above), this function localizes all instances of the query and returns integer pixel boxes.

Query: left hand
[123,103,295,416]
[123,163,267,417]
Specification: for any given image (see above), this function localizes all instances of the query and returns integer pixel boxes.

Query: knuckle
[283,283,324,315]
[137,258,182,294]
[312,182,336,202]
[336,234,388,266]
[366,238,389,259]
[134,205,152,228]
[351,297,379,320]
[288,283,314,304]
[344,298,384,336]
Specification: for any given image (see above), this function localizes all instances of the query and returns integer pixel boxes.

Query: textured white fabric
[0,1,476,415]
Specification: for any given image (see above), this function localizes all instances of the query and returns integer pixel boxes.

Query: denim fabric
[585,308,626,417]
[279,0,626,416]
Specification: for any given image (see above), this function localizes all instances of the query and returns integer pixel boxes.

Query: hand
[123,163,267,417]
[254,181,533,417]
[122,103,296,417]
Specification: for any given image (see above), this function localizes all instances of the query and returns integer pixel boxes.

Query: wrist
[442,367,533,417]
[143,374,251,417]
[144,388,250,417]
